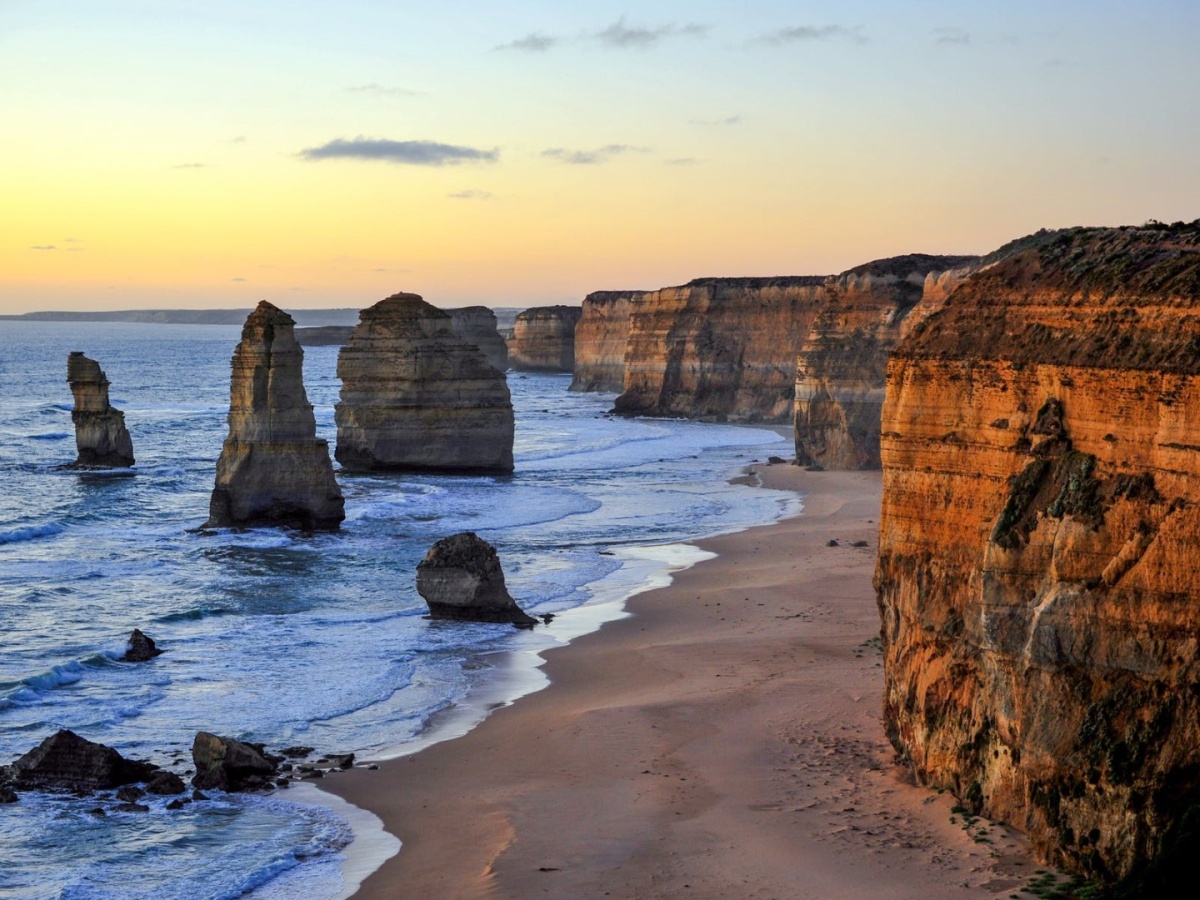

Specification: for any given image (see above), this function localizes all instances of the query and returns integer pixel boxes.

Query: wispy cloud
[541,144,649,165]
[173,162,206,169]
[690,115,741,127]
[30,244,56,251]
[495,32,560,52]
[345,83,423,98]
[231,277,246,282]
[932,27,971,46]
[755,25,867,45]
[231,135,248,144]
[447,189,494,200]
[299,137,499,166]
[665,157,700,166]
[592,17,708,49]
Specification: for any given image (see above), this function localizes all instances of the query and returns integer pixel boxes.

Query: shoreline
[324,465,1038,898]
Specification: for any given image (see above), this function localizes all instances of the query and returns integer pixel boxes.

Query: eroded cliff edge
[508,305,582,373]
[875,223,1200,885]
[570,290,648,393]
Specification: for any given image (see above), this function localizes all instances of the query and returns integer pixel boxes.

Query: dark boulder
[122,629,163,662]
[11,730,158,793]
[191,732,278,792]
[416,532,538,626]
[146,770,186,795]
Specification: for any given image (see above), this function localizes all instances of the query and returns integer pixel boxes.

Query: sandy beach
[326,465,1037,898]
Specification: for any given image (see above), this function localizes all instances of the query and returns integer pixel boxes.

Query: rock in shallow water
[67,352,135,468]
[191,732,279,792]
[122,628,163,662]
[9,729,158,793]
[416,532,537,626]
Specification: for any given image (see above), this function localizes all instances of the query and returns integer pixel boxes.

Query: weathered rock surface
[206,301,344,530]
[294,325,354,346]
[569,290,649,393]
[793,255,979,469]
[449,306,508,372]
[191,732,279,792]
[876,223,1200,884]
[9,729,158,792]
[416,531,537,625]
[67,352,135,467]
[508,305,583,372]
[122,628,163,662]
[335,293,514,474]
[613,277,829,422]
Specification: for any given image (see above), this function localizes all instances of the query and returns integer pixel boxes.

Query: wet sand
[326,465,1036,898]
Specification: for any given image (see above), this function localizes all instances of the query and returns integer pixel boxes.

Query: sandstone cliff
[335,293,514,474]
[206,301,344,530]
[449,306,508,372]
[793,255,979,469]
[66,352,135,467]
[613,277,829,422]
[875,223,1200,885]
[508,305,582,372]
[569,290,648,393]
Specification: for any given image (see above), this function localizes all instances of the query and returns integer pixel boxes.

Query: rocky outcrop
[295,325,354,346]
[122,629,163,662]
[613,277,829,422]
[416,532,537,625]
[508,305,583,372]
[335,293,514,474]
[206,301,344,530]
[67,353,134,467]
[449,306,508,372]
[793,255,979,469]
[8,730,158,792]
[875,223,1200,884]
[569,291,648,393]
[191,732,279,792]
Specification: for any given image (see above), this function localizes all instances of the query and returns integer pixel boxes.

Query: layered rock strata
[508,305,583,372]
[793,255,979,469]
[206,301,344,530]
[335,293,514,474]
[449,306,508,372]
[875,223,1200,884]
[569,290,648,393]
[67,352,135,467]
[416,531,537,625]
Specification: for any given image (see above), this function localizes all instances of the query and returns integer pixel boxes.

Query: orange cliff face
[569,290,648,393]
[612,277,828,423]
[508,306,583,373]
[875,224,1200,883]
[792,255,979,469]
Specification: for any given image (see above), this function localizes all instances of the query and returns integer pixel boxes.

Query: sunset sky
[2,1,1197,312]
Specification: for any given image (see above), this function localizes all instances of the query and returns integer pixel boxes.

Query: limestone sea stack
[569,290,649,393]
[205,301,344,530]
[876,223,1200,886]
[335,293,514,474]
[449,306,508,372]
[508,305,583,372]
[415,532,537,625]
[792,255,979,469]
[66,353,134,467]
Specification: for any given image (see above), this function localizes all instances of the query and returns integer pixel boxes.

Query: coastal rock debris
[416,531,538,626]
[191,731,280,792]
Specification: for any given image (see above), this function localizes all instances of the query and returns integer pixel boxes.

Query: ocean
[0,320,795,899]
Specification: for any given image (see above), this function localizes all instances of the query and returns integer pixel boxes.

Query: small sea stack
[66,352,135,467]
[508,305,583,372]
[416,532,537,626]
[448,306,508,372]
[205,301,344,530]
[335,293,515,474]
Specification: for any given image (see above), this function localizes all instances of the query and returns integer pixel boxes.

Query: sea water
[0,321,795,899]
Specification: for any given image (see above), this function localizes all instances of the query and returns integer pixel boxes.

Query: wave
[29,432,71,442]
[0,521,64,545]
[154,606,237,623]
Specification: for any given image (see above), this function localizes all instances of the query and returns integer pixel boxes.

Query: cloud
[755,25,867,45]
[665,157,700,166]
[30,244,56,250]
[345,83,423,97]
[690,115,741,127]
[63,237,82,243]
[495,32,560,52]
[541,144,649,165]
[173,162,206,169]
[299,137,499,166]
[231,135,247,144]
[592,17,708,49]
[447,189,493,200]
[231,277,246,282]
[932,27,971,45]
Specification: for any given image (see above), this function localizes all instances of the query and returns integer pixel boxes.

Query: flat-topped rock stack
[335,293,515,474]
[569,290,649,393]
[66,353,135,467]
[448,306,508,372]
[205,301,344,530]
[508,305,583,372]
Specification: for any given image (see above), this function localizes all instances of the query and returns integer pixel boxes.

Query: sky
[2,0,1198,312]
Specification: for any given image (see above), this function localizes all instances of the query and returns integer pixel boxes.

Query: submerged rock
[67,352,135,467]
[206,301,344,530]
[10,730,158,793]
[416,532,537,625]
[122,628,163,662]
[335,293,514,474]
[191,732,278,792]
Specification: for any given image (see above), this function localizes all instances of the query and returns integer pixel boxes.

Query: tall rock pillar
[67,352,135,467]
